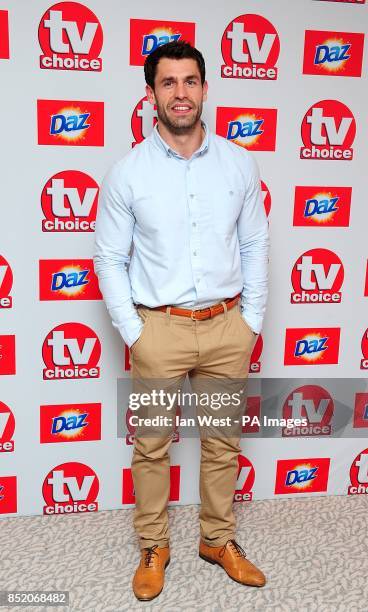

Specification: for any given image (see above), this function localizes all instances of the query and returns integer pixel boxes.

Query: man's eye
[187,80,195,85]
[164,81,173,87]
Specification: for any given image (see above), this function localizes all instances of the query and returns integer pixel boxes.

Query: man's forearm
[93,256,143,348]
[239,224,269,335]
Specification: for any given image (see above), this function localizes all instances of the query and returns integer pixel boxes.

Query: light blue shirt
[93,121,269,348]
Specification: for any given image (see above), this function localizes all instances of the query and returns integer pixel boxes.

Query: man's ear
[202,80,208,103]
[145,84,156,105]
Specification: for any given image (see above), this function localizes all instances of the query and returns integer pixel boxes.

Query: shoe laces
[219,539,247,559]
[143,544,159,568]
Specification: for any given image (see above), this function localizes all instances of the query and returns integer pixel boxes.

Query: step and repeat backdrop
[1,0,368,518]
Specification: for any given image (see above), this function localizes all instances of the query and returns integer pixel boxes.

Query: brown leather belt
[147,293,242,321]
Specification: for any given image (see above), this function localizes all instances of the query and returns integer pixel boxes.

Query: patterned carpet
[1,495,367,612]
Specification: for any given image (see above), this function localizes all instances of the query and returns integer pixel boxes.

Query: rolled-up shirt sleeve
[93,163,143,348]
[237,152,270,335]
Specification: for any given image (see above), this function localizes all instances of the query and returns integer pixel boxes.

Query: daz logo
[40,402,101,443]
[303,30,364,77]
[354,393,368,428]
[284,328,340,366]
[39,259,102,300]
[360,329,368,370]
[221,13,279,80]
[131,96,157,146]
[291,248,344,304]
[0,476,17,514]
[348,448,368,494]
[0,255,13,308]
[282,385,334,437]
[300,99,356,160]
[293,186,351,227]
[37,99,104,146]
[0,335,16,376]
[42,322,101,380]
[0,401,15,452]
[39,2,103,71]
[234,455,255,502]
[0,10,9,59]
[41,170,99,232]
[216,107,277,151]
[130,18,195,66]
[43,461,99,514]
[275,457,330,494]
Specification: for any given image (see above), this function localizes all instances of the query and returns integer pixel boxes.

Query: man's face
[146,57,208,134]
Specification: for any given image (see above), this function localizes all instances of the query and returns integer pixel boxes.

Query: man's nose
[174,81,186,98]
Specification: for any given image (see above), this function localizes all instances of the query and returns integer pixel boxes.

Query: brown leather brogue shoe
[132,544,170,601]
[199,539,266,587]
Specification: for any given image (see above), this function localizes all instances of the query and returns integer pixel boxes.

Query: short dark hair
[144,40,206,89]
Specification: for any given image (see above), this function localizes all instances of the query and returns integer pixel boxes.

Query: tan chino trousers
[128,300,256,550]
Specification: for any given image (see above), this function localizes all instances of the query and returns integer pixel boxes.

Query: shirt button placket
[187,162,202,296]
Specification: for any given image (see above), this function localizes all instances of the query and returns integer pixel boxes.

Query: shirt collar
[150,120,209,159]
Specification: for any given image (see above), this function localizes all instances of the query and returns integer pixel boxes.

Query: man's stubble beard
[155,99,203,136]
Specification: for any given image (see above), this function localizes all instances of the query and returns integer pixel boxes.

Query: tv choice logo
[125,406,181,445]
[275,457,330,494]
[284,328,340,366]
[42,322,101,380]
[0,401,15,452]
[43,461,99,514]
[261,181,272,217]
[216,107,277,151]
[0,476,17,514]
[0,335,16,376]
[221,14,280,80]
[300,99,356,160]
[353,393,368,428]
[122,466,180,504]
[348,448,368,494]
[131,96,157,146]
[0,10,9,59]
[129,18,195,66]
[37,99,104,146]
[282,385,334,437]
[290,248,344,304]
[293,186,352,227]
[38,2,103,71]
[39,259,102,301]
[234,455,255,502]
[303,30,364,77]
[41,170,99,232]
[40,402,101,443]
[0,254,13,308]
[360,329,368,370]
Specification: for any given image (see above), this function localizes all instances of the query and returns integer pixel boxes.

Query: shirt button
[190,194,194,199]
[193,250,197,256]
[192,222,196,227]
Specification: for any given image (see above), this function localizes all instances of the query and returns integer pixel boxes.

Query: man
[93,41,269,601]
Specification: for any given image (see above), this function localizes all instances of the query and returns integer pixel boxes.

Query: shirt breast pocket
[197,187,244,236]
